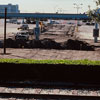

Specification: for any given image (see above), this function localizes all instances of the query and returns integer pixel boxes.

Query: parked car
[77,23,82,26]
[15,31,30,40]
[13,21,21,24]
[18,24,29,30]
[67,22,74,25]
[86,22,95,26]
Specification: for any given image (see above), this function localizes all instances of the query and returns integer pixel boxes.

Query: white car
[15,31,30,40]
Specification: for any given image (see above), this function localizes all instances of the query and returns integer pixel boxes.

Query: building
[0,4,20,13]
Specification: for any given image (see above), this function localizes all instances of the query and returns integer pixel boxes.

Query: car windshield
[21,33,27,35]
[22,25,28,27]
[18,36,26,37]
[22,32,29,35]
[17,32,29,35]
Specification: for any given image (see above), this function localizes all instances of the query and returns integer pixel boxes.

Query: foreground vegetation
[0,59,100,65]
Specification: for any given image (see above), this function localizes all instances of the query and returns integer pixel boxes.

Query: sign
[93,29,99,37]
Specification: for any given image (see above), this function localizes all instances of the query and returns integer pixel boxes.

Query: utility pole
[4,8,7,54]
[57,8,63,13]
[93,22,99,43]
[73,3,83,32]
[34,19,40,40]
[54,5,58,13]
[88,5,91,11]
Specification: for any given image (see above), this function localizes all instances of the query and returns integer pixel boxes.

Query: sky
[0,0,97,13]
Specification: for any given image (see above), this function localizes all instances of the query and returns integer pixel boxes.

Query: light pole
[57,8,63,13]
[4,8,7,54]
[63,10,68,14]
[73,3,83,32]
[88,5,91,11]
[54,5,58,13]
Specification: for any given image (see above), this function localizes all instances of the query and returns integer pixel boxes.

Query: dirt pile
[27,38,61,49]
[0,41,3,48]
[27,40,42,48]
[41,38,61,49]
[1,38,95,51]
[6,38,28,48]
[5,38,61,49]
[61,39,95,51]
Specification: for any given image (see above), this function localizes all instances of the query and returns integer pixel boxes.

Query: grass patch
[0,59,100,65]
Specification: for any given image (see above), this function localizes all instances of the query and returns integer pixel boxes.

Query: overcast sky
[0,0,97,13]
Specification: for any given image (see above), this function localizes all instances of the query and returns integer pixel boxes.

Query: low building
[0,3,20,13]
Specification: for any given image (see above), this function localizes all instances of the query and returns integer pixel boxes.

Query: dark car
[18,24,29,30]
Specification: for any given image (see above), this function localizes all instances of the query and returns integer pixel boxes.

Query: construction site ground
[0,21,100,61]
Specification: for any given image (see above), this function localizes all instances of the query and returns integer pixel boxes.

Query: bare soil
[0,23,100,61]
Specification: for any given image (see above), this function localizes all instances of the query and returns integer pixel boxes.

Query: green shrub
[0,59,100,65]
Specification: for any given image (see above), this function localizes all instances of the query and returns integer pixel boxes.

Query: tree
[87,0,100,23]
[88,0,100,43]
[95,0,100,6]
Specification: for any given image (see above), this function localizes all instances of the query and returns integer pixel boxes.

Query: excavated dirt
[61,39,95,51]
[1,38,95,51]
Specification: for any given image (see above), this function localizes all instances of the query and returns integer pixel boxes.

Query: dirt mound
[6,38,28,48]
[0,40,3,48]
[6,38,15,48]
[14,40,28,48]
[2,38,95,51]
[27,40,42,48]
[41,38,61,49]
[27,38,61,49]
[61,39,94,51]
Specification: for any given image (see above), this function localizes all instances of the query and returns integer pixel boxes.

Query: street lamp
[73,3,83,32]
[73,3,83,14]
[57,8,63,13]
[54,5,58,13]
[88,5,91,11]
[62,10,68,13]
